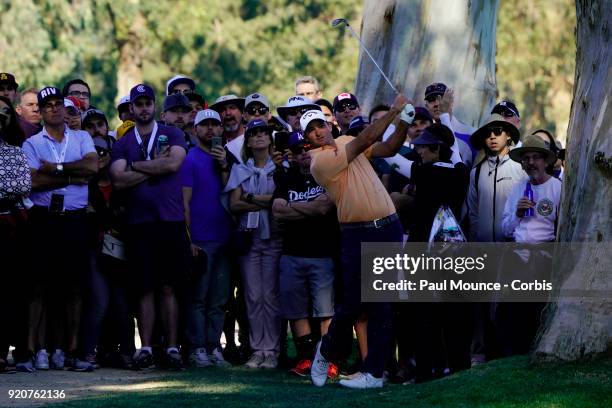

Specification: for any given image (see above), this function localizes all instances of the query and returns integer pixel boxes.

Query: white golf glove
[400,104,415,124]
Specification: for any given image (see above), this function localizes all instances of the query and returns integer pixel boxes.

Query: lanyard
[134,122,158,161]
[46,131,70,164]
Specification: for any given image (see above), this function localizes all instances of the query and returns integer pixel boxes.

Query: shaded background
[0,0,575,141]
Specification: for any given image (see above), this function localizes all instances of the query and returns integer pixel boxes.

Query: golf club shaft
[345,25,398,94]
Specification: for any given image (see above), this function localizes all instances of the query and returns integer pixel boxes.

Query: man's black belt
[340,213,399,230]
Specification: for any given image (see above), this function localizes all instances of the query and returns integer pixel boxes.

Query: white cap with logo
[194,109,222,126]
[300,110,327,132]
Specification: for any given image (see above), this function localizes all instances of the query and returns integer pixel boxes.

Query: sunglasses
[335,103,357,113]
[425,95,440,103]
[500,110,516,118]
[286,107,308,116]
[487,126,504,136]
[68,90,91,98]
[289,143,312,154]
[246,106,269,116]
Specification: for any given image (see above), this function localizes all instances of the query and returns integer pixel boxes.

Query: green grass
[52,356,611,408]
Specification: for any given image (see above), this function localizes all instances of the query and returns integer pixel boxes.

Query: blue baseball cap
[163,93,191,112]
[414,107,434,122]
[245,119,273,137]
[411,129,444,145]
[346,115,368,136]
[130,84,155,102]
[288,131,305,147]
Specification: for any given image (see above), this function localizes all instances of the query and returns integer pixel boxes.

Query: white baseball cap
[194,109,222,126]
[245,93,270,109]
[117,95,130,108]
[300,110,327,132]
[277,95,320,120]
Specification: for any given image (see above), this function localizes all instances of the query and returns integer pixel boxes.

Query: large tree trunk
[107,3,145,102]
[533,0,612,362]
[355,0,498,127]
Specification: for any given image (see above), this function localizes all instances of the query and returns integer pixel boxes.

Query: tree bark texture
[355,0,498,127]
[534,0,611,362]
[107,3,145,103]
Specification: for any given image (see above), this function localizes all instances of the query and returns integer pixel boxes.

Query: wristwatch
[246,193,254,203]
[55,163,64,175]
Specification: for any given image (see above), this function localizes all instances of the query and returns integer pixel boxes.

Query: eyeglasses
[0,85,16,92]
[289,143,312,155]
[68,90,91,98]
[42,101,64,112]
[335,103,357,113]
[246,106,269,116]
[487,126,504,136]
[286,107,308,116]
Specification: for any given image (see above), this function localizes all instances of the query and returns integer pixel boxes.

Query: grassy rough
[50,356,611,408]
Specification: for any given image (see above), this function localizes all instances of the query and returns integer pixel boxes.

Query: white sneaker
[189,348,212,368]
[244,352,264,369]
[34,349,49,370]
[339,372,383,389]
[50,349,65,370]
[209,348,231,368]
[310,341,329,387]
[259,353,278,369]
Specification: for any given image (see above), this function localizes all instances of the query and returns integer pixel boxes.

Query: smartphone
[95,146,108,157]
[49,193,65,213]
[211,136,223,149]
[274,131,290,153]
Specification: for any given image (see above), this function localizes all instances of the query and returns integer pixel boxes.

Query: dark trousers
[0,211,30,363]
[320,219,403,378]
[413,303,473,383]
[493,249,550,356]
[29,208,89,352]
[79,250,135,358]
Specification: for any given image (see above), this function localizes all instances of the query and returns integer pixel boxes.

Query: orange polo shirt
[309,135,396,223]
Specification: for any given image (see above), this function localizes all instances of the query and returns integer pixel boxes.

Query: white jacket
[468,153,525,242]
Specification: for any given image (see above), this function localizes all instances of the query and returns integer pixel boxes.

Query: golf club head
[331,18,348,28]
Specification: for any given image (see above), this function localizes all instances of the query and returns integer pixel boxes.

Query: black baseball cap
[37,87,63,107]
[332,92,360,112]
[0,73,18,89]
[424,82,447,101]
[491,100,520,118]
[163,94,191,112]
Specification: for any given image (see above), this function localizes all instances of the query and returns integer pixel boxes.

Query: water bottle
[157,135,169,156]
[524,182,534,217]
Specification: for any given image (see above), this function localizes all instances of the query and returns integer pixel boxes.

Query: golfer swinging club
[300,93,414,389]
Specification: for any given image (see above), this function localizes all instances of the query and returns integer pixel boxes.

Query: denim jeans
[186,241,232,352]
